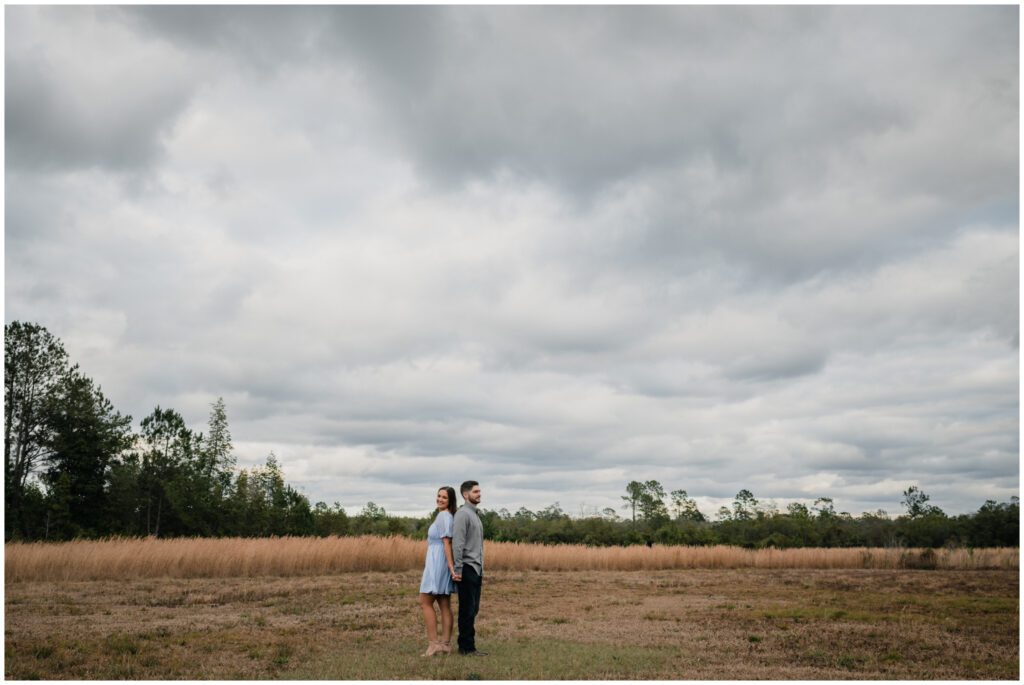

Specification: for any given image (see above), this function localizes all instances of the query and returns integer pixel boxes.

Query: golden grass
[4,536,1017,582]
[494,541,1018,572]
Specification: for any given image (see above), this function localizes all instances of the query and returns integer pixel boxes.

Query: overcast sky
[5,5,1019,518]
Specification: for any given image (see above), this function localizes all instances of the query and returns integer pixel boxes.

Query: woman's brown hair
[439,486,457,515]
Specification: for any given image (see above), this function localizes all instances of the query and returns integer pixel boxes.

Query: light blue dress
[419,510,456,595]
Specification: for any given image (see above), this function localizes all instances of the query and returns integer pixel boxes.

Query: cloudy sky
[5,5,1019,518]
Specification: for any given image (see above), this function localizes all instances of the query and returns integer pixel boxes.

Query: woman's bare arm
[443,537,455,576]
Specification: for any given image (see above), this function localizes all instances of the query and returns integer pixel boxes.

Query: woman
[418,486,457,656]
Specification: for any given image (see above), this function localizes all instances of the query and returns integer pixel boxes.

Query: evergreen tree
[639,480,669,522]
[813,497,835,519]
[537,502,568,520]
[621,480,644,525]
[41,371,133,537]
[670,489,706,522]
[228,470,256,535]
[139,406,192,536]
[44,471,74,540]
[258,453,289,535]
[786,502,811,519]
[732,489,758,521]
[313,501,350,536]
[204,397,234,488]
[4,321,73,538]
[361,501,386,520]
[970,498,1019,547]
[226,453,314,536]
[106,451,145,536]
[901,486,938,519]
[158,398,236,537]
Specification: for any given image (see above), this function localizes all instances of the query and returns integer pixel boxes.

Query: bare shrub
[901,548,939,570]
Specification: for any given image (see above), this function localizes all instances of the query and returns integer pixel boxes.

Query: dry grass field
[5,565,1019,679]
[4,536,1017,581]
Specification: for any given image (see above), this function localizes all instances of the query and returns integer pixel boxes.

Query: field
[4,536,1017,580]
[4,539,1019,680]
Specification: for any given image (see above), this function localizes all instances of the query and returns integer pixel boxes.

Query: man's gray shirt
[452,502,484,577]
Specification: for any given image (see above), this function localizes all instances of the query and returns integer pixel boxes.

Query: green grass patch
[103,633,140,656]
[30,645,55,660]
[283,637,681,680]
[272,644,293,667]
[939,596,1019,614]
[837,654,867,669]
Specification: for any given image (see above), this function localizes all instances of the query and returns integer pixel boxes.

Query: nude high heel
[440,640,452,655]
[421,641,443,657]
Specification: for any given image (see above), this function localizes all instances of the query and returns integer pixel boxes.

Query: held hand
[452,572,462,582]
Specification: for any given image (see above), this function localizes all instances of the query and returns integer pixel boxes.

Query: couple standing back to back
[418,480,486,658]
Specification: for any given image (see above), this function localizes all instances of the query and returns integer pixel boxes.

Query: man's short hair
[460,480,479,496]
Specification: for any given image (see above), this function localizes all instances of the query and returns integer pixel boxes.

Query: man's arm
[451,510,467,579]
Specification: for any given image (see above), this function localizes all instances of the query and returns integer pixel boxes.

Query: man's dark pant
[456,565,483,653]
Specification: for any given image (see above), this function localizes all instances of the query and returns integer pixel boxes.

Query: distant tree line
[5,322,1019,549]
[462,483,1018,549]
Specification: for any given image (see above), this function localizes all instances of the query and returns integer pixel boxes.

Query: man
[451,480,486,656]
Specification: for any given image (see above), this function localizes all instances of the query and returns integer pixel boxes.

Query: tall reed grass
[4,536,1017,582]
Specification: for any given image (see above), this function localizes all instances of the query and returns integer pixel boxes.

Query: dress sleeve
[440,511,454,538]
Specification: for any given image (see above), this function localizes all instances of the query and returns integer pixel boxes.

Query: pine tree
[621,480,644,525]
[638,480,668,522]
[205,397,234,488]
[42,371,133,537]
[4,321,73,538]
[670,489,706,522]
[732,489,758,521]
[139,407,191,537]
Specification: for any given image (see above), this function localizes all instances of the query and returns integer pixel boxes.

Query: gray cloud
[5,5,1018,517]
[6,7,197,173]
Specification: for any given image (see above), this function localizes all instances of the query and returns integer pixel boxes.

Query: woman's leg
[437,595,453,646]
[418,593,439,642]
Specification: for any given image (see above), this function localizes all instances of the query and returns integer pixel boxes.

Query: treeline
[467,487,1019,549]
[5,321,316,540]
[312,486,1018,550]
[3,321,455,541]
[5,321,1019,549]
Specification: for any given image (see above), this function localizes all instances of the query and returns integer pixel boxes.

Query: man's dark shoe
[459,650,488,657]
